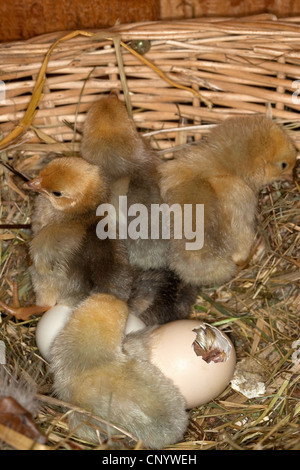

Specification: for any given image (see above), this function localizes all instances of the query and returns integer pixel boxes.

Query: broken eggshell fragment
[149,320,236,409]
[230,357,268,398]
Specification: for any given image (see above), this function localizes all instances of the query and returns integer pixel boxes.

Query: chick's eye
[52,191,63,197]
[281,162,288,170]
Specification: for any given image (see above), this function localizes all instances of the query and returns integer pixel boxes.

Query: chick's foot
[0,300,50,320]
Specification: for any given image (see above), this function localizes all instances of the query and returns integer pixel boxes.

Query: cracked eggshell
[230,357,269,398]
[149,319,236,409]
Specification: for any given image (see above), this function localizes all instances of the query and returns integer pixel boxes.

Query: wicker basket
[1,13,300,160]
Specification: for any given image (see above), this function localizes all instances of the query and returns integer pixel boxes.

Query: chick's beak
[25,177,44,192]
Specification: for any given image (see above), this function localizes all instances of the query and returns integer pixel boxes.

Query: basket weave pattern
[0,15,300,156]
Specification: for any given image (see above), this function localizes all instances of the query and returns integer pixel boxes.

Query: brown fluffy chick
[27,156,132,313]
[81,94,159,180]
[159,115,297,286]
[81,94,169,271]
[50,293,188,449]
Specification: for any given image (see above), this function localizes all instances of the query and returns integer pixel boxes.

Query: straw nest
[0,14,299,450]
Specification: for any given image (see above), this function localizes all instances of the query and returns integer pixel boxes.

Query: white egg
[35,305,73,361]
[36,304,146,361]
[149,319,236,409]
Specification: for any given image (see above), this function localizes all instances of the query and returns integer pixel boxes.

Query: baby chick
[158,115,297,286]
[27,156,132,313]
[81,94,169,271]
[50,293,188,449]
[81,93,159,180]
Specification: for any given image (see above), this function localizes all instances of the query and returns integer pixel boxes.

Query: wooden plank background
[1,0,300,43]
[160,0,300,20]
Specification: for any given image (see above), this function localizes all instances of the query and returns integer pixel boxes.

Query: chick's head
[241,117,297,189]
[261,124,297,185]
[217,116,298,190]
[27,157,108,213]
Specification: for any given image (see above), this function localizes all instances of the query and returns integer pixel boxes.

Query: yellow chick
[158,115,297,286]
[50,293,188,449]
